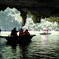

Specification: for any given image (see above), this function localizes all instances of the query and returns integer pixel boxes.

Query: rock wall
[0,0,59,25]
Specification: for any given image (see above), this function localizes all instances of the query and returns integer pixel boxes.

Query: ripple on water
[0,34,59,59]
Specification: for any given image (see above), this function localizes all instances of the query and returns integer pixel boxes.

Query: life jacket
[24,31,30,36]
[19,31,23,36]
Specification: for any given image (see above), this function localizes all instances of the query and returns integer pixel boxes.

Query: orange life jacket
[19,31,23,36]
[24,31,29,36]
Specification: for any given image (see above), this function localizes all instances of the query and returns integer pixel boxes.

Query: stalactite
[20,10,27,26]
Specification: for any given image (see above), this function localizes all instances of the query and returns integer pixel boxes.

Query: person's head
[14,27,16,30]
[25,29,28,31]
[20,28,23,31]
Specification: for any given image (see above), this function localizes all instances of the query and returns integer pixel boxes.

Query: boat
[40,33,51,35]
[0,35,35,44]
[40,28,51,35]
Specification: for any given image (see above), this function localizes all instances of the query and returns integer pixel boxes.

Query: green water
[0,31,59,59]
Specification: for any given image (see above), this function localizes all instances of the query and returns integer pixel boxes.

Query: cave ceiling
[0,0,59,26]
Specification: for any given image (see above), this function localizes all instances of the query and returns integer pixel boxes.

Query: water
[0,32,59,59]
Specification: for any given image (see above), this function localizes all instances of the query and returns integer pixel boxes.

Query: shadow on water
[6,42,31,59]
[0,33,59,59]
[0,38,7,59]
[41,35,48,49]
[0,37,32,59]
[0,38,2,59]
[19,45,30,59]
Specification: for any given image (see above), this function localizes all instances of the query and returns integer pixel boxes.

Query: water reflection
[10,45,29,59]
[41,35,48,49]
[0,38,7,59]
[19,45,29,59]
[0,37,31,59]
[11,46,17,59]
[0,34,59,59]
[0,38,3,59]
